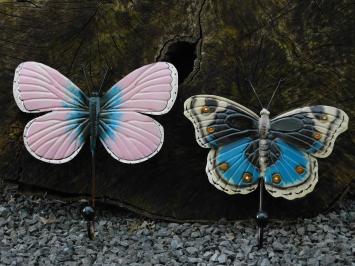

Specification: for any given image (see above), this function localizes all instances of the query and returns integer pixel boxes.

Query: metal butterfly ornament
[13,61,178,239]
[183,82,349,248]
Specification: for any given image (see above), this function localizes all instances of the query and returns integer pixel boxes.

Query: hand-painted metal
[14,61,178,164]
[14,61,179,239]
[184,94,348,247]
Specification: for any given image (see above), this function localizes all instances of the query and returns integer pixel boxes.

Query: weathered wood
[0,0,354,221]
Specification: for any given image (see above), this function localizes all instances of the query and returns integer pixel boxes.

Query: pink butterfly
[13,61,178,164]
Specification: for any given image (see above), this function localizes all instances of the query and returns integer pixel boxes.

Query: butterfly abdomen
[258,109,271,176]
[89,96,101,155]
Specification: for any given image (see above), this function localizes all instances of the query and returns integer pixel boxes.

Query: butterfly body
[258,108,271,177]
[184,95,348,200]
[89,93,101,154]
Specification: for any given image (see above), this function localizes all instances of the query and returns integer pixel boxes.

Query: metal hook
[256,178,268,249]
[87,221,95,240]
[82,205,96,240]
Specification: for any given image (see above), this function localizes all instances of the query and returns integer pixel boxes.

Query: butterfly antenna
[266,78,284,110]
[82,65,92,95]
[247,79,264,109]
[98,66,110,95]
[89,62,95,93]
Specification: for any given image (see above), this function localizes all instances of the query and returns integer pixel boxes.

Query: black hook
[256,178,268,249]
[82,205,96,240]
[256,209,268,249]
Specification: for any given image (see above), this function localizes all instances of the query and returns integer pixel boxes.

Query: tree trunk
[0,0,353,221]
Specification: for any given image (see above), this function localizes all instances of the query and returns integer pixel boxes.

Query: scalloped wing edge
[23,118,85,164]
[206,149,259,195]
[184,95,259,148]
[99,120,164,164]
[144,62,178,115]
[273,106,349,158]
[13,63,30,113]
[264,156,318,200]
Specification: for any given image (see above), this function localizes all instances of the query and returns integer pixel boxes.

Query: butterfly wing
[263,139,318,199]
[184,95,259,148]
[13,62,88,112]
[270,106,349,158]
[13,62,89,163]
[99,62,178,163]
[100,62,178,114]
[184,95,260,194]
[23,110,89,163]
[206,138,260,194]
[264,106,348,199]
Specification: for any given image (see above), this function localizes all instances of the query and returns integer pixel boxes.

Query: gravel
[0,182,354,265]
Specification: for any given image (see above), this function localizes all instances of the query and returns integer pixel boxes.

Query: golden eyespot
[319,114,328,122]
[218,162,229,172]
[201,106,210,113]
[207,127,215,133]
[313,132,322,140]
[243,172,253,183]
[272,174,282,184]
[295,166,305,175]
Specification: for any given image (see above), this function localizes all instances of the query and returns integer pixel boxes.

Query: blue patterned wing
[264,105,348,199]
[270,106,349,158]
[263,139,318,199]
[206,138,260,194]
[184,95,259,148]
[184,95,260,194]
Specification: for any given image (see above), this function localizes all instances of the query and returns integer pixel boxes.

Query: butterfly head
[91,91,99,97]
[260,108,270,116]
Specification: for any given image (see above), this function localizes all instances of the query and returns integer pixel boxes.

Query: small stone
[210,251,219,262]
[156,228,170,237]
[297,227,305,235]
[307,258,319,265]
[235,252,244,260]
[186,246,198,255]
[307,224,316,232]
[191,231,200,238]
[120,241,129,247]
[28,225,37,233]
[218,253,227,264]
[219,240,231,247]
[153,243,164,252]
[188,257,203,263]
[170,240,180,250]
[223,249,235,256]
[321,254,336,265]
[0,207,9,217]
[203,251,213,258]
[142,239,153,250]
[260,258,271,266]
[272,241,283,252]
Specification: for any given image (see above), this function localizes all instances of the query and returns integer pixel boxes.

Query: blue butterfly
[184,95,349,200]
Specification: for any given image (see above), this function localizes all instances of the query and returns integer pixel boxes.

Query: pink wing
[24,110,89,163]
[13,61,88,113]
[99,62,178,163]
[99,111,163,163]
[13,62,89,163]
[101,62,178,115]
